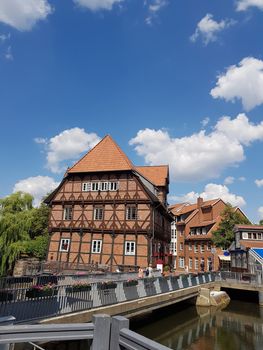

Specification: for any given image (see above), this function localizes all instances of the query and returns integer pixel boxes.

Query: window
[196,228,201,235]
[207,243,211,251]
[82,182,91,191]
[100,182,108,191]
[94,207,103,220]
[189,257,193,269]
[92,182,100,191]
[202,227,207,235]
[189,242,192,251]
[60,239,70,252]
[109,182,118,191]
[180,243,183,251]
[125,241,135,255]
[126,206,137,220]
[63,206,72,221]
[200,243,205,253]
[195,258,199,270]
[194,243,198,253]
[242,232,248,239]
[179,257,185,268]
[92,240,102,253]
[258,233,262,240]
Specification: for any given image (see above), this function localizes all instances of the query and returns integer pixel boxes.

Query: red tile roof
[135,165,169,186]
[68,135,134,173]
[67,135,169,187]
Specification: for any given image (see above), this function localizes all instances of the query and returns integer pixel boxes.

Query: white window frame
[189,257,193,269]
[91,182,100,191]
[94,207,103,220]
[92,240,102,253]
[63,206,72,221]
[207,243,211,251]
[194,243,198,253]
[179,257,185,268]
[82,182,91,192]
[125,241,136,255]
[100,182,108,191]
[109,182,118,191]
[200,243,205,253]
[60,238,70,252]
[126,206,138,220]
[195,258,199,270]
[202,227,207,235]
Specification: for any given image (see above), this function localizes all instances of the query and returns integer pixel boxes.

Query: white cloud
[170,183,246,208]
[238,176,246,181]
[236,0,263,11]
[36,127,101,173]
[201,117,210,127]
[190,13,235,45]
[255,179,263,187]
[224,176,235,185]
[211,57,263,111]
[13,176,59,206]
[73,0,123,11]
[145,0,168,25]
[5,46,13,60]
[130,114,263,182]
[0,33,10,42]
[258,206,263,219]
[0,0,52,31]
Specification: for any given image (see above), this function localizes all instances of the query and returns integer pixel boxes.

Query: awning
[218,255,231,261]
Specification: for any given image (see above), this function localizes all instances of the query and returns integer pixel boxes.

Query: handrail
[120,328,171,350]
[0,323,94,343]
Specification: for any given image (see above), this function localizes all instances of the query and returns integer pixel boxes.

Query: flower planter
[123,280,138,287]
[97,282,117,290]
[26,289,58,299]
[66,285,91,293]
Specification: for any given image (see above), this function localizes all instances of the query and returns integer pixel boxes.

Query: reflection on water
[132,301,263,350]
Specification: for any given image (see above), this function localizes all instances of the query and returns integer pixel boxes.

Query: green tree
[259,219,263,225]
[212,204,250,250]
[0,192,50,275]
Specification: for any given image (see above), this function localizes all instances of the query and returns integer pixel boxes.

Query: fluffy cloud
[35,127,101,173]
[13,176,59,206]
[224,176,235,185]
[190,13,235,45]
[170,183,246,208]
[211,57,263,111]
[236,0,263,11]
[145,0,168,25]
[130,114,263,182]
[0,0,52,31]
[73,0,123,11]
[255,179,263,187]
[258,206,263,219]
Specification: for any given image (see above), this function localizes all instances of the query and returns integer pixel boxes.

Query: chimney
[197,197,203,208]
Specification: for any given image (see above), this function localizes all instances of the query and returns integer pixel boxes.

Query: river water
[131,300,263,350]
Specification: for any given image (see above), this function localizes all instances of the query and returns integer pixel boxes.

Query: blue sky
[1,0,263,222]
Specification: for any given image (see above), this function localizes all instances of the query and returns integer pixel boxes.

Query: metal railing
[0,272,215,323]
[215,271,262,285]
[0,314,171,350]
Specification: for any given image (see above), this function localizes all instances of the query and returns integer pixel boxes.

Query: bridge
[0,272,215,324]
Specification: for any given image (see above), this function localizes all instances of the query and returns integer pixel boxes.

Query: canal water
[131,300,263,350]
[20,299,263,350]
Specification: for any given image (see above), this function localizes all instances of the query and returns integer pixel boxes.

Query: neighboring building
[229,225,263,275]
[45,135,173,271]
[169,198,248,273]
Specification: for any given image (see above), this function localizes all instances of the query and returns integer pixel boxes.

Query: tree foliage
[0,192,50,275]
[212,204,251,249]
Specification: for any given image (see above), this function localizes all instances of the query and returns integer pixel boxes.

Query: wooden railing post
[92,314,111,350]
[0,316,16,350]
[109,316,129,350]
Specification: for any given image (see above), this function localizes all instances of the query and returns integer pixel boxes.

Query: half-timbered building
[45,135,173,271]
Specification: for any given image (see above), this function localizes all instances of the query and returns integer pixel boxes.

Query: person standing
[138,267,144,278]
[147,264,153,278]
